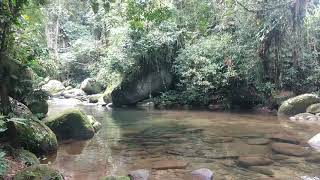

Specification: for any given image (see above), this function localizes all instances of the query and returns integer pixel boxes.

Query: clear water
[45,99,320,180]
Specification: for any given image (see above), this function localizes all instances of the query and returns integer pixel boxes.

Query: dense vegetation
[1,0,320,111]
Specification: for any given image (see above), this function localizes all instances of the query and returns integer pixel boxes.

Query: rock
[128,169,150,180]
[270,133,300,144]
[80,78,103,95]
[289,113,319,122]
[61,88,86,98]
[247,138,270,145]
[208,104,224,111]
[13,165,64,180]
[27,100,48,118]
[308,133,320,151]
[271,91,295,109]
[41,80,65,94]
[112,69,172,106]
[65,86,73,90]
[136,100,155,109]
[10,98,35,120]
[238,156,273,167]
[101,176,130,180]
[248,166,274,177]
[305,153,320,163]
[15,149,40,166]
[190,168,214,180]
[301,176,320,180]
[45,108,95,140]
[15,120,58,155]
[307,103,320,114]
[103,92,112,104]
[271,143,310,157]
[87,115,102,132]
[89,94,102,103]
[278,94,320,116]
[152,160,189,170]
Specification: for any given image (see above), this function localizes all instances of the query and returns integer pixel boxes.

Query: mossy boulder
[306,103,320,114]
[45,109,95,140]
[103,91,112,104]
[81,78,103,95]
[112,69,172,106]
[15,120,58,155]
[42,80,65,95]
[278,94,320,116]
[15,149,40,166]
[89,94,102,103]
[27,100,49,118]
[10,98,35,120]
[13,165,64,180]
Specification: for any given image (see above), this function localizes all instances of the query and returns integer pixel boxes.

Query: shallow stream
[45,99,320,180]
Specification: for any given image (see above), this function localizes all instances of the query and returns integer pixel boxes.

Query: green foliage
[0,150,7,177]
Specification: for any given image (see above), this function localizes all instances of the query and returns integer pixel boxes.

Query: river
[44,98,320,180]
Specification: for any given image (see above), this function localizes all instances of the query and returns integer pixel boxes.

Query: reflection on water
[46,99,320,180]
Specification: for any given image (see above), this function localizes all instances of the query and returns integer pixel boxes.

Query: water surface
[46,99,320,180]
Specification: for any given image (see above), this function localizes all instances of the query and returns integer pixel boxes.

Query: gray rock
[80,78,103,95]
[42,80,65,94]
[112,69,172,106]
[247,138,270,145]
[307,103,320,114]
[271,143,310,157]
[308,133,320,151]
[190,168,214,180]
[128,169,150,180]
[238,156,273,167]
[278,94,320,116]
[289,113,320,122]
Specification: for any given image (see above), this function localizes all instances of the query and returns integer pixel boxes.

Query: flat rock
[248,166,274,177]
[271,143,310,157]
[190,168,214,180]
[308,133,320,151]
[247,138,270,145]
[128,169,150,180]
[270,133,300,144]
[152,160,189,170]
[238,156,273,167]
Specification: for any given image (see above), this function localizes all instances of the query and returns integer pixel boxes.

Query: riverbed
[44,98,320,180]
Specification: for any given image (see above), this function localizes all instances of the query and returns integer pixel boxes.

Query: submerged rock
[289,113,320,123]
[190,168,214,180]
[128,169,150,180]
[87,115,102,132]
[248,166,274,177]
[270,133,300,144]
[81,78,103,95]
[111,69,172,106]
[45,108,95,140]
[278,94,320,116]
[13,165,64,180]
[15,120,58,155]
[247,138,270,145]
[305,153,320,163]
[308,133,320,151]
[152,160,189,170]
[42,80,65,94]
[307,103,320,114]
[238,156,273,167]
[271,143,310,157]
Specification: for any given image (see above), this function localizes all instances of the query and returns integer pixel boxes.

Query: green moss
[13,165,64,180]
[278,94,320,116]
[306,103,320,114]
[14,149,40,166]
[45,108,95,140]
[15,120,58,155]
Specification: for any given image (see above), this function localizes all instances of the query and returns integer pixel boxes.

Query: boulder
[271,91,295,109]
[103,91,112,104]
[61,88,86,99]
[238,156,273,167]
[12,149,40,166]
[190,168,214,180]
[87,115,102,132]
[278,94,320,116]
[41,80,65,94]
[152,160,188,170]
[307,103,320,114]
[13,165,64,180]
[289,113,320,123]
[10,98,34,120]
[271,143,310,157]
[45,109,95,140]
[111,69,172,106]
[80,78,103,95]
[27,100,48,118]
[89,94,102,103]
[308,133,320,151]
[128,169,150,180]
[15,120,58,155]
